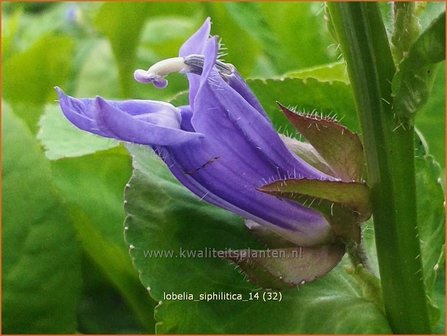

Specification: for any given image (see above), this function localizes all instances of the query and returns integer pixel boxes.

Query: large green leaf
[50,149,156,331]
[124,145,391,333]
[2,104,81,333]
[78,255,151,334]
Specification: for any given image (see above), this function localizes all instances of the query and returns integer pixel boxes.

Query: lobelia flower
[57,18,338,247]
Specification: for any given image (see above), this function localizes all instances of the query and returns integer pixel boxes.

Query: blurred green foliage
[2,2,444,334]
[2,104,81,333]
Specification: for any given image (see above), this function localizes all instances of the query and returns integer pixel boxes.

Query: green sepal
[279,134,335,177]
[227,244,345,290]
[260,179,371,241]
[278,103,365,182]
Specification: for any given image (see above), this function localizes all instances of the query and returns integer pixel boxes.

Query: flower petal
[178,105,194,131]
[93,97,204,146]
[179,18,212,109]
[57,88,203,146]
[179,17,211,57]
[192,40,334,180]
[57,86,111,137]
[154,40,333,245]
[226,71,269,120]
[158,145,332,246]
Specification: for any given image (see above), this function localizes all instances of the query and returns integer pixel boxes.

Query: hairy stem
[327,3,430,333]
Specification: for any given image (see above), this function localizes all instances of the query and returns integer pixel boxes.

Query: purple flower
[57,18,336,246]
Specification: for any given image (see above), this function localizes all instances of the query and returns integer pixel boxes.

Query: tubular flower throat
[57,18,337,246]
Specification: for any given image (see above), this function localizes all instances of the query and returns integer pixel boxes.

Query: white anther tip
[134,69,168,89]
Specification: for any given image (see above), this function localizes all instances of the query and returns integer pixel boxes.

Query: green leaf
[285,61,349,83]
[73,39,121,98]
[2,33,74,133]
[258,2,337,72]
[432,270,446,333]
[3,34,74,106]
[1,7,22,59]
[78,256,151,333]
[406,11,445,66]
[203,3,260,76]
[224,2,283,71]
[38,104,119,160]
[418,3,446,31]
[2,103,81,333]
[278,104,365,181]
[392,11,446,121]
[124,145,391,333]
[247,77,359,136]
[95,2,151,96]
[415,155,445,292]
[50,149,156,331]
[416,62,445,167]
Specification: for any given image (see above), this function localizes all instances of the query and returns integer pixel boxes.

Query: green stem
[327,3,430,333]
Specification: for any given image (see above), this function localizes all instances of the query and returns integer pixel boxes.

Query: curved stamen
[134,55,235,89]
[134,57,188,88]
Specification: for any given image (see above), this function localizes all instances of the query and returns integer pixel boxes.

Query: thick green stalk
[327,3,430,333]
